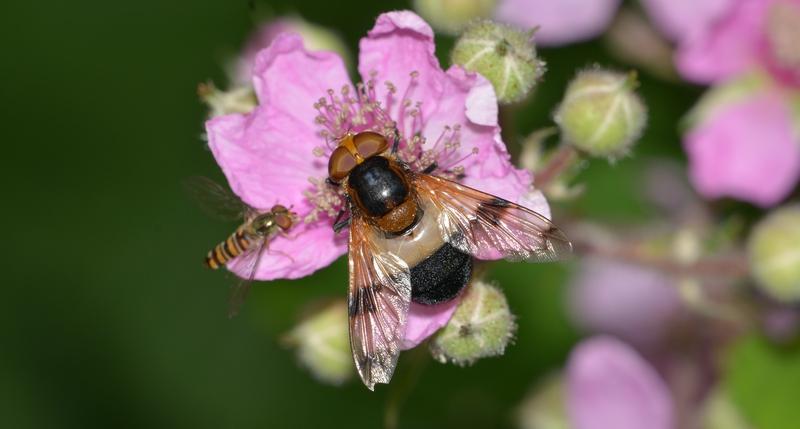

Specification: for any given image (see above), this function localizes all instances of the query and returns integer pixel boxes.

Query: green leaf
[724,335,800,429]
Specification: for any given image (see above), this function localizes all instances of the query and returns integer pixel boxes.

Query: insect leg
[278,230,305,240]
[333,215,351,234]
[420,161,439,175]
[265,238,296,263]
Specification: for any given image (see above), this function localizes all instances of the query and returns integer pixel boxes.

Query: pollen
[302,177,344,223]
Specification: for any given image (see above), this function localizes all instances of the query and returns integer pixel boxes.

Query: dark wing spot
[476,203,501,226]
[348,285,382,317]
[487,197,511,208]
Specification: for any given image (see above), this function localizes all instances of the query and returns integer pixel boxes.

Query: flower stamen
[305,72,481,221]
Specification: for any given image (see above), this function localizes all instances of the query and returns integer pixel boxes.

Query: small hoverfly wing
[226,233,268,318]
[347,216,412,390]
[182,175,254,223]
[414,174,572,263]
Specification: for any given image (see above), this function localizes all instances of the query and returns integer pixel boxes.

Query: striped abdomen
[204,226,253,269]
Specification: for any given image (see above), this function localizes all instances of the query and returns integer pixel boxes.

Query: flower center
[767,2,800,75]
[302,71,477,224]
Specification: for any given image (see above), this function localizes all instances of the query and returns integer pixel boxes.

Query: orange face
[327,131,390,183]
[270,204,294,231]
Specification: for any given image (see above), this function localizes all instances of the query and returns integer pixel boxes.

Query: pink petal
[252,33,351,127]
[206,33,352,279]
[566,336,675,429]
[358,11,446,138]
[518,189,552,220]
[428,67,532,202]
[235,19,297,85]
[684,91,800,207]
[401,297,462,350]
[568,257,681,351]
[640,0,736,43]
[207,114,348,280]
[674,0,770,84]
[493,0,623,47]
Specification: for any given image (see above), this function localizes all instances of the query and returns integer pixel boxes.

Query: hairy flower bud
[699,387,753,429]
[282,298,354,384]
[429,280,516,365]
[748,205,800,303]
[554,69,647,158]
[198,82,258,118]
[413,0,500,35]
[516,375,570,429]
[451,21,544,104]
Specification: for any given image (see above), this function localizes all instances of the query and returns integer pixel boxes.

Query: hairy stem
[533,144,578,190]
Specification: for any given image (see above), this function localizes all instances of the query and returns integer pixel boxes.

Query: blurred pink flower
[566,336,675,429]
[684,91,800,207]
[640,0,736,43]
[235,19,301,86]
[205,11,543,346]
[491,0,733,48]
[493,0,622,46]
[674,0,800,207]
[568,257,682,351]
[234,17,351,86]
[675,0,800,85]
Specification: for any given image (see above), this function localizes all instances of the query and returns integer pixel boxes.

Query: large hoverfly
[326,131,572,389]
[182,176,295,318]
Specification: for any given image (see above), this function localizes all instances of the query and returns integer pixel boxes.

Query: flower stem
[533,144,578,190]
[567,221,750,280]
[383,345,430,429]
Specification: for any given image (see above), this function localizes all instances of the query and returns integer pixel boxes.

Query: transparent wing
[414,174,572,263]
[347,216,412,390]
[182,175,254,222]
[226,236,267,318]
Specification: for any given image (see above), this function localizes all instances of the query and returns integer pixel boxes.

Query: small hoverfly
[327,131,572,389]
[182,175,295,318]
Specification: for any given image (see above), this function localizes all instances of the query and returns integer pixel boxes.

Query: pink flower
[674,0,800,207]
[566,336,675,429]
[684,91,800,206]
[234,16,351,87]
[490,0,731,48]
[675,0,800,85]
[205,11,545,347]
[568,257,682,351]
[493,0,622,46]
[640,0,737,43]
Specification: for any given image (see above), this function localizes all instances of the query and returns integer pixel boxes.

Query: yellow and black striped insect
[182,175,295,317]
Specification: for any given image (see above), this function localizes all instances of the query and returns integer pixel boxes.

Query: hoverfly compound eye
[273,213,293,230]
[352,131,389,159]
[328,146,358,183]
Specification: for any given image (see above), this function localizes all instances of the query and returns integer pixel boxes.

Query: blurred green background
[0,0,698,427]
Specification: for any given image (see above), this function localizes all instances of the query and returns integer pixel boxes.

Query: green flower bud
[451,21,544,104]
[516,375,569,429]
[282,298,354,384]
[748,205,800,303]
[429,280,516,366]
[554,69,647,158]
[198,82,257,118]
[699,387,754,429]
[413,0,500,35]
